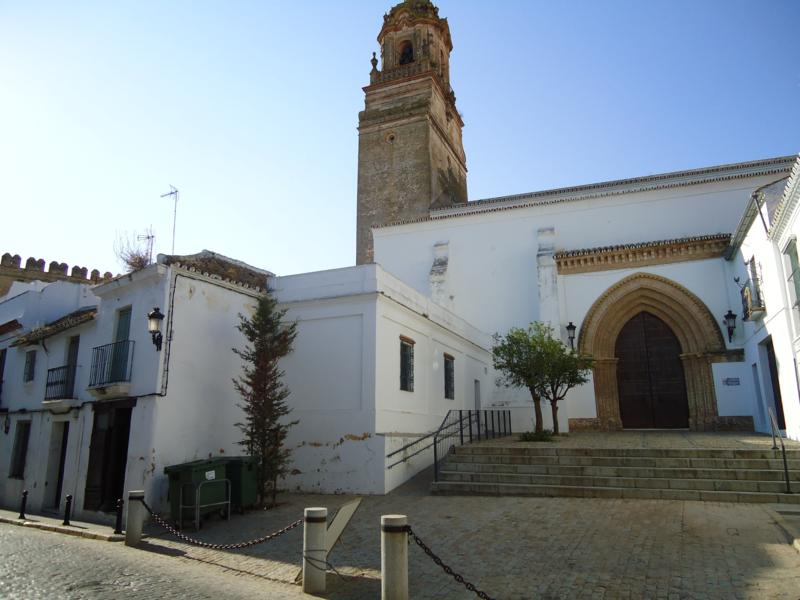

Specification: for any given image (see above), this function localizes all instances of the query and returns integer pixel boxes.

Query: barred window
[9,421,31,479]
[23,350,36,382]
[444,354,455,400]
[400,336,415,392]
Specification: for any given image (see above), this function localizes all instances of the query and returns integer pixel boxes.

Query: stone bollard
[302,507,328,594]
[381,514,409,600]
[125,490,146,546]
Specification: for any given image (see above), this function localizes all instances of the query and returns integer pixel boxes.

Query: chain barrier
[406,525,496,600]
[303,551,348,581]
[137,498,302,550]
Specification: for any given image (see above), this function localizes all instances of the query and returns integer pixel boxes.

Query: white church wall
[373,175,783,338]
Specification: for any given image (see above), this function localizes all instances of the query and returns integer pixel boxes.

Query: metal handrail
[768,406,792,494]
[386,408,512,473]
[433,409,512,481]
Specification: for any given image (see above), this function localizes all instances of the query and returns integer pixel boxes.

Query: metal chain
[407,526,496,600]
[138,498,302,550]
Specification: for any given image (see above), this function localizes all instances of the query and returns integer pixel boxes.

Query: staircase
[431,444,800,504]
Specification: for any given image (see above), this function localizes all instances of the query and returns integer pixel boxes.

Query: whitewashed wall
[373,174,783,431]
[734,180,800,439]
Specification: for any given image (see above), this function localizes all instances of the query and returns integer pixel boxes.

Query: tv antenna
[160,185,179,254]
[137,229,155,264]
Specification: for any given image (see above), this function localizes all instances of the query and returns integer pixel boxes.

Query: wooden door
[616,312,689,429]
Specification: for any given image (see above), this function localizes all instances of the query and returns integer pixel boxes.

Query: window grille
[23,350,36,382]
[400,337,415,392]
[444,354,455,399]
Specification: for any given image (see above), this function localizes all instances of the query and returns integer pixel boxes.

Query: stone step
[437,470,796,494]
[446,453,800,471]
[430,480,800,504]
[444,461,800,482]
[453,445,800,460]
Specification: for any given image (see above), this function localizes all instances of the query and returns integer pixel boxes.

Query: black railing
[45,365,77,400]
[433,409,511,481]
[89,340,134,387]
[386,409,513,473]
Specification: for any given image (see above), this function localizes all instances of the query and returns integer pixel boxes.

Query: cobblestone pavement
[0,524,307,599]
[136,478,800,600]
[478,430,800,450]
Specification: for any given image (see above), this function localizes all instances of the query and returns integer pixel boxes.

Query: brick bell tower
[356,0,468,265]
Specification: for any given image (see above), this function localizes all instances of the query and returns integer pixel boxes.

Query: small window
[444,354,455,400]
[399,41,414,65]
[400,336,415,392]
[23,350,36,382]
[9,421,31,479]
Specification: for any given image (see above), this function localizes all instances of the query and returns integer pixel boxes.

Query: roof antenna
[137,228,155,265]
[160,185,179,254]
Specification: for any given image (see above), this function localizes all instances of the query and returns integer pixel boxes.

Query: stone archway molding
[575,272,728,431]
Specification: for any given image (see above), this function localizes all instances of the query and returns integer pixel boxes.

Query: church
[355,0,799,439]
[1,0,798,517]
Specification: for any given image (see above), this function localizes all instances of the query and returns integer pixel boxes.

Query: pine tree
[233,290,297,508]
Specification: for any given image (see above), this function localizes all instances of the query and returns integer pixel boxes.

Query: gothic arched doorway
[615,311,689,428]
[577,273,727,431]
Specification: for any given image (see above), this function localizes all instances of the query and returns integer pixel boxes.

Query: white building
[373,157,799,435]
[0,252,492,520]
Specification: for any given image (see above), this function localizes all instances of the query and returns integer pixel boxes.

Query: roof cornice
[555,234,731,275]
[374,155,796,229]
[769,154,800,244]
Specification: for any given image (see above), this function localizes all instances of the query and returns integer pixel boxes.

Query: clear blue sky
[2,1,798,277]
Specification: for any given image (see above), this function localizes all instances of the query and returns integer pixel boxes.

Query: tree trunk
[530,389,543,433]
[551,402,559,435]
[271,474,278,508]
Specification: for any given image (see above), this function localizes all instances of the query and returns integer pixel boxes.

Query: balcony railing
[45,365,77,400]
[740,278,766,321]
[89,340,134,387]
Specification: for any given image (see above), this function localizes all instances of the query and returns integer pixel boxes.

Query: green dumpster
[164,458,230,528]
[225,456,259,513]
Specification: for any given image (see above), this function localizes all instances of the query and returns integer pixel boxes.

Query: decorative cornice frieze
[555,234,731,275]
[770,154,800,244]
[372,156,796,230]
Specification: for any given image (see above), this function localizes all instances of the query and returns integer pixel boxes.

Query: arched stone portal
[577,273,727,431]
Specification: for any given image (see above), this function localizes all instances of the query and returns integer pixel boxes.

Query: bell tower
[356,0,468,265]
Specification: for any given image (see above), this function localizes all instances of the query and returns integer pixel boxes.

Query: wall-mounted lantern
[723,310,737,343]
[566,322,577,350]
[147,307,165,351]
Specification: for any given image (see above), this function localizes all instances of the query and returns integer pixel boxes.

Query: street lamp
[723,310,737,343]
[147,307,165,351]
[566,322,577,350]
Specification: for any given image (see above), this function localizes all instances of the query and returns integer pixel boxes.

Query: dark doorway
[83,402,133,512]
[51,422,70,509]
[763,338,786,429]
[616,311,689,428]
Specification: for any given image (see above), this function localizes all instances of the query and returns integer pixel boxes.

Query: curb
[0,515,124,542]
[768,508,800,553]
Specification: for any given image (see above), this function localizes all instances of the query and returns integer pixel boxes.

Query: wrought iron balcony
[89,340,134,388]
[740,277,766,321]
[45,365,77,400]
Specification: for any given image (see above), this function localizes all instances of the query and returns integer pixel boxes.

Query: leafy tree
[537,330,594,434]
[493,322,593,434]
[233,290,298,508]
